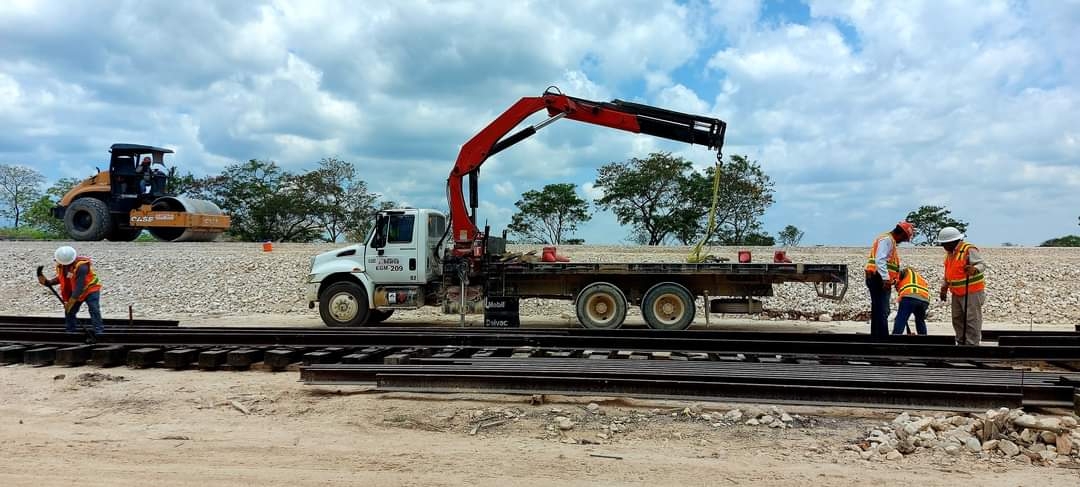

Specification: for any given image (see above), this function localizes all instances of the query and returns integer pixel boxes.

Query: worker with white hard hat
[37,246,105,335]
[865,221,915,336]
[936,227,986,345]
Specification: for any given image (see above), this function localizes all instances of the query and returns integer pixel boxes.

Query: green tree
[197,159,323,242]
[905,205,969,245]
[777,225,804,247]
[679,154,775,246]
[0,164,45,228]
[24,177,81,238]
[300,157,379,242]
[1040,235,1080,247]
[164,166,199,196]
[507,183,590,244]
[593,152,698,245]
[743,231,776,246]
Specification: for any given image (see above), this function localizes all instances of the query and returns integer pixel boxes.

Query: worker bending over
[892,267,929,335]
[38,246,105,335]
[936,227,986,345]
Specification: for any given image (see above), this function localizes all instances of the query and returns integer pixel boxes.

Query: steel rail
[300,360,1078,410]
[0,315,179,327]
[4,328,1080,361]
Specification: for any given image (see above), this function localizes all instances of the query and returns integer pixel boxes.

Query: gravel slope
[2,241,1077,324]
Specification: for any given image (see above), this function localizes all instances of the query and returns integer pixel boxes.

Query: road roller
[51,144,230,242]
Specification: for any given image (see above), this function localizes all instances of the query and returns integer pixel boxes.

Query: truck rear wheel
[64,197,112,241]
[575,282,627,329]
[319,281,371,327]
[642,282,695,330]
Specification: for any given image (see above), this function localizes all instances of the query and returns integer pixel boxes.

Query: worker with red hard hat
[865,221,914,336]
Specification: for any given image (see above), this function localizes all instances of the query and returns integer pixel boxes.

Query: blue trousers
[893,297,928,335]
[66,291,104,334]
[866,274,891,336]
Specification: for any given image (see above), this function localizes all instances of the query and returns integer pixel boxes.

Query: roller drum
[147,196,227,242]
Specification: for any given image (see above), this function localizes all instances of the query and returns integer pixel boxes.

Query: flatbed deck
[482,261,848,302]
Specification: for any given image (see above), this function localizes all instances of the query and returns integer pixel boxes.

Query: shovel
[36,265,96,344]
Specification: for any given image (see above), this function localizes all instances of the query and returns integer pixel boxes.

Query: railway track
[2,315,1079,411]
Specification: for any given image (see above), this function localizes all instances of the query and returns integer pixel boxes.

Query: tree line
[3,155,1079,247]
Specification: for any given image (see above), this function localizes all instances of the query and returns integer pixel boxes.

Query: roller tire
[108,224,144,242]
[641,282,695,330]
[64,197,113,241]
[575,282,628,329]
[319,281,371,327]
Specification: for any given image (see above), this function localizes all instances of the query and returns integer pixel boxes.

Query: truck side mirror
[370,215,388,249]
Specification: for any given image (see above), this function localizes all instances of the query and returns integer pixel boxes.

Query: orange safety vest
[865,233,900,281]
[944,242,985,296]
[896,268,930,302]
[56,256,102,302]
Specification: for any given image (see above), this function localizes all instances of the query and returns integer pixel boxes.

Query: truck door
[366,211,420,284]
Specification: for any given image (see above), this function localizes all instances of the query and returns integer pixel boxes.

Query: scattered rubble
[849,408,1080,467]
[74,372,127,387]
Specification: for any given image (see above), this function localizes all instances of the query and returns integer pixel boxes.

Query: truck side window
[427,214,445,239]
[388,214,414,244]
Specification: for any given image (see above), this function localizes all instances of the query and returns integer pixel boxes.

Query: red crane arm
[447,88,727,253]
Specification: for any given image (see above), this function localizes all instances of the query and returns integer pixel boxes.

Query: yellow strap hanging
[688,161,723,263]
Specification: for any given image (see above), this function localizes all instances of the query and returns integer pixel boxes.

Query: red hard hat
[897,221,914,240]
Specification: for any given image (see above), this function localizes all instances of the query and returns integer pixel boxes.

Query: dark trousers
[893,297,928,335]
[866,274,891,336]
[66,291,104,334]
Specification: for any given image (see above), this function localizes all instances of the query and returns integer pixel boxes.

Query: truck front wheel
[575,282,627,329]
[319,281,371,327]
[641,282,695,330]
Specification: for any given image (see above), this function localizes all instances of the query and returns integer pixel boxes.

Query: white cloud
[493,181,515,197]
[0,0,1076,244]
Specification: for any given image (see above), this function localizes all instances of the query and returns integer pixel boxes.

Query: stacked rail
[3,315,1080,411]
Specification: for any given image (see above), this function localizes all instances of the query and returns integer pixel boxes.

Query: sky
[1,0,1077,245]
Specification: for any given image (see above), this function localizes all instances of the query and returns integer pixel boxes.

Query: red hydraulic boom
[447,87,727,257]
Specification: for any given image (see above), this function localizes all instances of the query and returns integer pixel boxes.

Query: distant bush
[0,226,53,240]
[1040,235,1080,247]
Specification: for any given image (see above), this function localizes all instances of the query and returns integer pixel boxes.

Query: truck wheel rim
[329,292,358,322]
[585,294,615,324]
[651,293,685,326]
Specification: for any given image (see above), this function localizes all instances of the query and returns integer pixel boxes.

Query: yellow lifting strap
[687,161,723,263]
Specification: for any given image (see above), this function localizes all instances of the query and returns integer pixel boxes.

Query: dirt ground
[2,362,1079,486]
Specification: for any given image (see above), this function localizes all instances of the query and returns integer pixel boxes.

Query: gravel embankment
[1,241,1077,324]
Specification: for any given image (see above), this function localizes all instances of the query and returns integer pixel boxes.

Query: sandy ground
[2,366,1079,487]
[2,241,1078,485]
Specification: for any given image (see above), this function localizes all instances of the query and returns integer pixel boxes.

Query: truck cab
[306,208,448,326]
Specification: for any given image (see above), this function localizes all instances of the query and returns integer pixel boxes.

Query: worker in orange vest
[37,246,105,335]
[892,267,930,335]
[936,227,986,345]
[865,221,914,336]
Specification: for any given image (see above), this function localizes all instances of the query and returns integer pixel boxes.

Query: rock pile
[1,242,1076,324]
[850,409,1080,466]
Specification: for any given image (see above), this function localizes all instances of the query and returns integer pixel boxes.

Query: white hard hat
[935,227,964,244]
[54,246,77,265]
